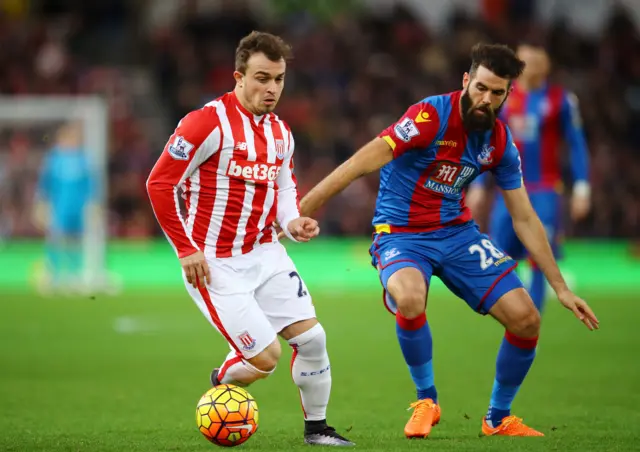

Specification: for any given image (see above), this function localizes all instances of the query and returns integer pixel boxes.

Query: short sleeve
[378,101,440,159]
[492,127,523,191]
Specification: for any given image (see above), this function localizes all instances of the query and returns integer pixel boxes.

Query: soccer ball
[196,384,259,447]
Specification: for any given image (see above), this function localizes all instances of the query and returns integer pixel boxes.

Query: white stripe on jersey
[276,117,290,158]
[272,117,295,242]
[168,122,221,252]
[232,108,258,256]
[183,119,223,238]
[185,168,199,236]
[205,101,234,259]
[254,115,278,246]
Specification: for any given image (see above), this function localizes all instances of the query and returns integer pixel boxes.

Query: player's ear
[233,71,244,87]
[462,72,470,89]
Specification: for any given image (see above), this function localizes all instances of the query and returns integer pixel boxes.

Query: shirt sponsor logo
[425,162,476,195]
[227,160,281,182]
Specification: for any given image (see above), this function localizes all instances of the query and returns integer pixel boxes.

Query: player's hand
[180,250,211,289]
[287,217,320,242]
[570,194,590,221]
[557,290,599,331]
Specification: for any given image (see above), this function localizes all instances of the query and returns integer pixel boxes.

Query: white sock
[218,350,273,387]
[288,323,331,421]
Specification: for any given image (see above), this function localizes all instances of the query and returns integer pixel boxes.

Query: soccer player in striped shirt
[147,31,353,447]
[294,43,598,438]
[467,43,591,312]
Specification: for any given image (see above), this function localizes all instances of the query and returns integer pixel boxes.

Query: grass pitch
[1,286,639,451]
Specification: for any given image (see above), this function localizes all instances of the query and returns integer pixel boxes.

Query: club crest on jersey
[168,135,194,161]
[477,144,495,166]
[275,139,285,159]
[238,331,256,351]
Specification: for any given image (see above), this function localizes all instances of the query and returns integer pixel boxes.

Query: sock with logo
[289,324,332,421]
[396,311,438,402]
[486,331,538,427]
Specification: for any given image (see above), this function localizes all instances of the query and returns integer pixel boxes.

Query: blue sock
[528,262,546,312]
[396,311,437,403]
[487,331,538,427]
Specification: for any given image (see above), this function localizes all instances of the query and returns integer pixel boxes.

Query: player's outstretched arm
[502,186,599,330]
[299,137,393,217]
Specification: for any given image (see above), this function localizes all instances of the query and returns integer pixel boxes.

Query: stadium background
[1,1,639,451]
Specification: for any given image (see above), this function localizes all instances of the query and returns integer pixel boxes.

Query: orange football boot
[481,415,544,437]
[404,399,441,438]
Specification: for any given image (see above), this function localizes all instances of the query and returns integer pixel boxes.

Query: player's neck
[233,87,263,117]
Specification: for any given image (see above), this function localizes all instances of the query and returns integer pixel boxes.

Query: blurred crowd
[1,0,638,239]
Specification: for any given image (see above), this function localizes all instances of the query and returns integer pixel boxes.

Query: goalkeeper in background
[34,122,95,293]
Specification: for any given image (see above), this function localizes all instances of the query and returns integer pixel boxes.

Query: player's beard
[461,90,502,132]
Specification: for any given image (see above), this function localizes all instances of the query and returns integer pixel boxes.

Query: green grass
[1,287,639,451]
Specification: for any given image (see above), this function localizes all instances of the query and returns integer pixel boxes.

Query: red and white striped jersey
[147,91,300,259]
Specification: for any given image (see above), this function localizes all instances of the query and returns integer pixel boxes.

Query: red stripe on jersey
[259,122,289,245]
[241,118,273,253]
[197,285,242,355]
[540,86,563,187]
[408,159,444,226]
[216,106,249,258]
[192,151,222,249]
[409,92,466,227]
[507,85,527,172]
[260,197,278,245]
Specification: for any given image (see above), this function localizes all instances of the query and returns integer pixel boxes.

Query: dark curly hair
[235,31,293,74]
[469,43,525,81]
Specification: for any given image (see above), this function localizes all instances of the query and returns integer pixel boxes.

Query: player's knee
[387,268,427,319]
[288,323,327,358]
[395,291,426,319]
[393,287,427,318]
[248,339,281,373]
[509,306,541,338]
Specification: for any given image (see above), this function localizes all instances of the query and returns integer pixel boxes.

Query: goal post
[0,96,111,293]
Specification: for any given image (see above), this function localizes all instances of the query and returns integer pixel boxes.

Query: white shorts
[184,241,315,359]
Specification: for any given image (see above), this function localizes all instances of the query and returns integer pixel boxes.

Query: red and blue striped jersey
[374,90,523,233]
[476,82,589,192]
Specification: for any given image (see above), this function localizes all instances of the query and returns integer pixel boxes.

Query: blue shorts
[369,222,523,315]
[490,190,562,260]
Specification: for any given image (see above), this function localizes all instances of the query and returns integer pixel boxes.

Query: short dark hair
[235,31,293,74]
[469,43,525,81]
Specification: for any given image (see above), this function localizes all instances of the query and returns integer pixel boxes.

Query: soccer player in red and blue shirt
[468,43,591,312]
[294,44,598,438]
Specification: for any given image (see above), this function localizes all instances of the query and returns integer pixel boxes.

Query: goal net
[0,96,112,294]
